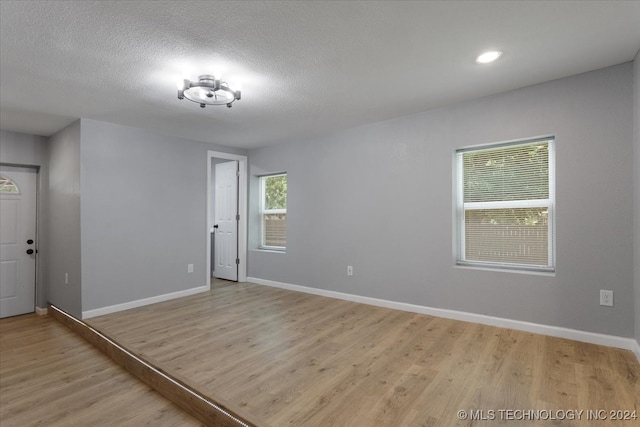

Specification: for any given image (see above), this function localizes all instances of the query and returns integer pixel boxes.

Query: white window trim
[259,173,287,251]
[455,137,556,273]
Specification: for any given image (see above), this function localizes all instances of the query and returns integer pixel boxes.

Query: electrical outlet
[347,265,353,276]
[599,290,613,307]
[187,264,194,273]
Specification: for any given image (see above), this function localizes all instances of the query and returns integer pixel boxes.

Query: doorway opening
[0,166,38,318]
[207,151,248,284]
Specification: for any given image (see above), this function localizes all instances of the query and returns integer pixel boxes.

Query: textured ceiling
[1,1,639,149]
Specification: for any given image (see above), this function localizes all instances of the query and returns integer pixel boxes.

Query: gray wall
[0,130,49,308]
[47,121,82,318]
[634,51,640,346]
[248,63,635,338]
[0,130,47,166]
[80,119,246,313]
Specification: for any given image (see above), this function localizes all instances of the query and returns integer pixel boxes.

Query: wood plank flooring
[48,304,256,427]
[0,314,203,427]
[86,282,640,427]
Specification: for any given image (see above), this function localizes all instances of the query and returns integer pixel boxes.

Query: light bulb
[476,51,503,64]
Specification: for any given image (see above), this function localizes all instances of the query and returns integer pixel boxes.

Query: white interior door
[0,167,37,318]
[214,161,238,281]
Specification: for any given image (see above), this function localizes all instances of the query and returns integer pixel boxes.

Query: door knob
[213,224,219,228]
[27,239,34,244]
[26,249,34,255]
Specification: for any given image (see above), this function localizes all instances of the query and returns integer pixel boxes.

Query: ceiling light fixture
[476,51,503,64]
[178,75,241,108]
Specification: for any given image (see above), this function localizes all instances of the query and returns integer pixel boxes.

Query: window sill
[454,262,555,277]
[256,247,286,254]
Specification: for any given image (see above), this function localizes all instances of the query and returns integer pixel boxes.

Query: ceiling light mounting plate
[178,74,241,108]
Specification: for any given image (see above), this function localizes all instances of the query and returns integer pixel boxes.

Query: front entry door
[0,167,37,318]
[214,161,238,281]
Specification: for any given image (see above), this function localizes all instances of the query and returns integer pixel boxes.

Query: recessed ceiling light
[476,51,503,64]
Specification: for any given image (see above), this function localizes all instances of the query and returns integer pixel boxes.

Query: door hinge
[236,258,240,265]
[236,214,240,221]
[236,170,240,177]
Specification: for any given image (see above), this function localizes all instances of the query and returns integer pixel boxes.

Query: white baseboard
[82,285,211,319]
[247,277,640,360]
[35,306,48,315]
[632,340,640,363]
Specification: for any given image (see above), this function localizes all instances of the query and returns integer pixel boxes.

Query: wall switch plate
[599,290,613,307]
[187,264,194,273]
[64,273,69,285]
[347,265,353,276]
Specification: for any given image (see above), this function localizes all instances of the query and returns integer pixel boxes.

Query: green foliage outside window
[264,175,287,210]
[463,142,549,226]
[463,143,549,202]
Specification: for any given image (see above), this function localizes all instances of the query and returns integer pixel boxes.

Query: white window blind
[456,138,555,271]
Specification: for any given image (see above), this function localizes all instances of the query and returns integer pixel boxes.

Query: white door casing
[214,161,238,281]
[206,151,247,284]
[0,167,37,318]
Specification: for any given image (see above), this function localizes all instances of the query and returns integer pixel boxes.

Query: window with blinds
[456,138,555,271]
[260,173,287,249]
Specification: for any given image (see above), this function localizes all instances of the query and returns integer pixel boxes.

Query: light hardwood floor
[0,314,203,426]
[86,282,640,427]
